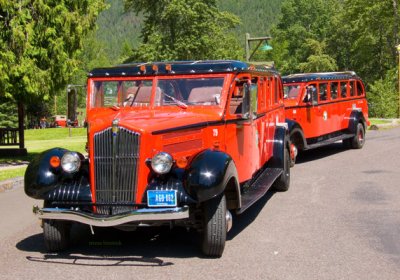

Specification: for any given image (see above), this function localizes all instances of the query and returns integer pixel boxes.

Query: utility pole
[245,33,272,62]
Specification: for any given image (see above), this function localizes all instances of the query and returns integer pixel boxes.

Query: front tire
[272,146,290,192]
[201,194,227,258]
[43,220,70,252]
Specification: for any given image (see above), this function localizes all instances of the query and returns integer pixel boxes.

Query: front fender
[184,149,239,203]
[24,148,91,202]
[268,125,289,169]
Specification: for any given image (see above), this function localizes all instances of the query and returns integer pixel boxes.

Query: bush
[367,69,398,118]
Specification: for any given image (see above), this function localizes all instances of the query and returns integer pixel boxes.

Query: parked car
[50,115,67,127]
[282,71,369,166]
[24,60,290,257]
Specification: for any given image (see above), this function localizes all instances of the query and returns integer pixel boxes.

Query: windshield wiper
[162,92,188,109]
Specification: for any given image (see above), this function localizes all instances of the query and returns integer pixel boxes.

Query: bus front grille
[93,127,140,215]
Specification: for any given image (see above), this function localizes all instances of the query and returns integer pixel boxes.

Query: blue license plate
[147,190,177,207]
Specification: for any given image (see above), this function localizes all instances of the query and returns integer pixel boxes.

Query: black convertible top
[282,71,361,83]
[88,60,277,77]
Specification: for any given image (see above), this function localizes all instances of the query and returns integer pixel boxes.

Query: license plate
[147,190,177,207]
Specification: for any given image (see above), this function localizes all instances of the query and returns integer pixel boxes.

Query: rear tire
[350,123,365,149]
[201,194,227,258]
[43,220,70,252]
[272,146,290,192]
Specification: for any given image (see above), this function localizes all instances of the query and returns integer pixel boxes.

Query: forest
[0,0,399,127]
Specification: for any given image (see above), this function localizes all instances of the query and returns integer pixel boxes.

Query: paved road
[1,127,399,280]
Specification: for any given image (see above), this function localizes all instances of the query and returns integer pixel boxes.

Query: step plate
[238,168,282,214]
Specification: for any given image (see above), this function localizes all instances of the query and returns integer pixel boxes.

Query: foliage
[0,0,107,104]
[123,0,242,61]
[367,69,398,118]
[217,0,283,37]
[0,99,18,128]
[268,0,339,74]
[326,0,399,84]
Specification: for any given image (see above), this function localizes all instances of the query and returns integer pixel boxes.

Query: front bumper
[33,206,189,227]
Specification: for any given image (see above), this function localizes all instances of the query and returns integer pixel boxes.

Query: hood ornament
[112,119,119,135]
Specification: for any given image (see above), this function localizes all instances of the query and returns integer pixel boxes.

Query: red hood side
[87,107,223,133]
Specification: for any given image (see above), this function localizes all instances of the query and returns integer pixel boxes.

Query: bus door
[225,76,259,182]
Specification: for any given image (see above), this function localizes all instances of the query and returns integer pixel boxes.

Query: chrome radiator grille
[93,127,140,215]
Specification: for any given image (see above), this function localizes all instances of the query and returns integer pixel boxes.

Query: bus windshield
[283,84,301,100]
[90,77,224,108]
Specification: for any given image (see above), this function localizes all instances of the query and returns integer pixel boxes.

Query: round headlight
[151,152,173,174]
[61,152,81,173]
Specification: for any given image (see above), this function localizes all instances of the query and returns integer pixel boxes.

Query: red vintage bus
[25,60,290,257]
[283,72,369,166]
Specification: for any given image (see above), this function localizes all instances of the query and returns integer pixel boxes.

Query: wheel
[350,123,365,149]
[43,219,70,252]
[201,194,227,258]
[272,146,290,192]
[289,141,297,167]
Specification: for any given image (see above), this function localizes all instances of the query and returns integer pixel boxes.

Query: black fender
[184,149,239,203]
[24,148,91,202]
[268,125,289,169]
[348,110,367,134]
[286,118,306,150]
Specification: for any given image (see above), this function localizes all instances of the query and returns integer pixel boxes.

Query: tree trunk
[17,101,25,149]
[393,0,399,47]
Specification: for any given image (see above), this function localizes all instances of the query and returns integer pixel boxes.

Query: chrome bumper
[33,206,189,227]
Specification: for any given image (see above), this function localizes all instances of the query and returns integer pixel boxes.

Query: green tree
[124,0,242,61]
[326,0,399,84]
[0,0,106,120]
[0,99,18,128]
[368,69,398,118]
[269,0,339,74]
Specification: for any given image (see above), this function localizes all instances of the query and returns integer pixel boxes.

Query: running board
[305,133,354,150]
[237,168,282,214]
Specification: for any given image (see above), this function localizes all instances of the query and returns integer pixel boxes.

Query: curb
[0,177,24,193]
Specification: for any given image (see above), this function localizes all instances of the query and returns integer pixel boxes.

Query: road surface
[0,127,399,279]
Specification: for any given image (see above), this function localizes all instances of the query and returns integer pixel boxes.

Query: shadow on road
[16,225,199,266]
[16,191,277,264]
[228,190,275,240]
[295,142,348,165]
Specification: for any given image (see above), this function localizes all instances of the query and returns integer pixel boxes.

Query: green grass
[0,128,87,181]
[369,118,393,125]
[0,167,27,181]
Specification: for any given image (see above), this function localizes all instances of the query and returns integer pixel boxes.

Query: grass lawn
[0,166,27,181]
[368,118,393,125]
[0,128,87,181]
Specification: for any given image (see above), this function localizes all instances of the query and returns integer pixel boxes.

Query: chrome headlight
[61,152,81,173]
[151,152,173,174]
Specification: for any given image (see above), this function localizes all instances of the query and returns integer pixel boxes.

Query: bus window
[340,82,348,98]
[319,83,328,102]
[349,81,355,97]
[331,82,338,100]
[304,84,318,104]
[356,80,364,96]
[258,78,267,113]
[274,76,279,104]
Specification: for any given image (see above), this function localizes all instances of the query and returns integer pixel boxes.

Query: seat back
[188,86,222,104]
